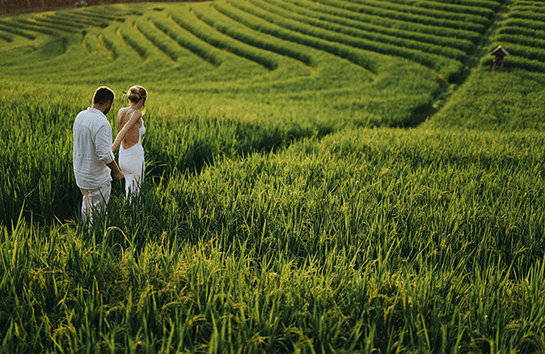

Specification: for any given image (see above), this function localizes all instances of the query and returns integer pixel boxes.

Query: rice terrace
[2,0,545,351]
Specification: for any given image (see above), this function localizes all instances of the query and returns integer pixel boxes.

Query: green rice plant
[217,0,382,75]
[18,16,76,34]
[0,87,82,224]
[496,25,545,40]
[142,105,317,177]
[262,0,475,52]
[53,12,110,28]
[171,126,545,269]
[500,18,545,32]
[30,16,80,33]
[488,42,545,64]
[128,127,545,351]
[429,68,545,130]
[231,0,462,77]
[48,12,101,27]
[381,0,497,18]
[96,21,144,62]
[39,14,88,29]
[285,0,481,42]
[97,32,118,59]
[308,0,486,32]
[80,33,113,58]
[250,0,467,60]
[515,0,545,6]
[512,4,545,13]
[431,0,503,11]
[82,6,128,21]
[2,1,545,351]
[170,10,278,70]
[0,22,35,40]
[501,56,545,74]
[152,16,223,67]
[0,1,454,127]
[493,34,545,54]
[4,18,59,36]
[134,17,181,62]
[195,6,313,66]
[3,143,544,351]
[338,0,491,25]
[0,31,12,42]
[507,10,545,23]
[117,24,149,60]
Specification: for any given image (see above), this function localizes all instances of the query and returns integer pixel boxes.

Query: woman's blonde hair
[127,85,147,105]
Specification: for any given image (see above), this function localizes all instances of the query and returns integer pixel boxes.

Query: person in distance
[73,86,124,224]
[112,85,147,202]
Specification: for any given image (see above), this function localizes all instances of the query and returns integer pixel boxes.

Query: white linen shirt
[73,107,115,190]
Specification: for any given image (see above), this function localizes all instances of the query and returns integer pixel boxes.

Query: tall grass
[2,0,545,352]
[239,0,467,61]
[260,0,475,52]
[0,86,81,223]
[151,15,224,67]
[134,18,181,62]
[0,22,36,39]
[169,11,278,71]
[309,0,486,32]
[2,127,545,352]
[283,0,481,42]
[228,0,463,78]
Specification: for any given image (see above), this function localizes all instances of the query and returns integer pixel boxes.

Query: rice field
[1,0,545,352]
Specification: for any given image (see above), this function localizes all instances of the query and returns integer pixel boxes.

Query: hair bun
[127,85,147,103]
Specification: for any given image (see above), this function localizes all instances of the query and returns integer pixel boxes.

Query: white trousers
[80,180,111,225]
[119,143,145,201]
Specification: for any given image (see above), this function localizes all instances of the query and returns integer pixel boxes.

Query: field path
[428,0,512,122]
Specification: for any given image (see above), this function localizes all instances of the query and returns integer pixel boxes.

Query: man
[73,86,124,224]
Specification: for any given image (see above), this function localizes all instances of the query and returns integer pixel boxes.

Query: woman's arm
[112,110,142,152]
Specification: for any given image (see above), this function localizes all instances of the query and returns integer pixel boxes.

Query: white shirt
[73,107,115,190]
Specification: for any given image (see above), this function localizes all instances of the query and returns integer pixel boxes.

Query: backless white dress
[119,118,146,200]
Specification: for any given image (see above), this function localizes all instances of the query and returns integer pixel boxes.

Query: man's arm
[106,160,124,180]
[96,123,124,180]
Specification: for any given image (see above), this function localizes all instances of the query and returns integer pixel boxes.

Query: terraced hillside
[431,0,545,129]
[2,0,545,353]
[0,0,512,127]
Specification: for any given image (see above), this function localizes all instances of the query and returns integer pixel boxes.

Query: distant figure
[73,86,124,224]
[112,85,147,201]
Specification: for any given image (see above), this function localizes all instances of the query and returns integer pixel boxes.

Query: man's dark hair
[93,86,115,105]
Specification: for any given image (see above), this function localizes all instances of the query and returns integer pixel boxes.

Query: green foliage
[170,10,278,70]
[283,0,482,42]
[2,126,545,352]
[0,22,36,39]
[1,0,545,352]
[257,0,476,52]
[307,0,487,32]
[133,17,182,62]
[431,0,545,129]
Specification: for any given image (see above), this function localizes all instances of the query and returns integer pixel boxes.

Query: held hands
[105,160,124,180]
[113,170,124,180]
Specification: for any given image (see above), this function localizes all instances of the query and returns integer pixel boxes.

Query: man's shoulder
[76,109,110,126]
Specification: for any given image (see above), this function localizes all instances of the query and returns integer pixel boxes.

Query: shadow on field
[73,181,167,249]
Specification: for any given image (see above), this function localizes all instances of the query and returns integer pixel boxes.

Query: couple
[72,85,147,223]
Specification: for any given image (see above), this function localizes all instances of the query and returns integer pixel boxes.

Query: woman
[112,85,147,201]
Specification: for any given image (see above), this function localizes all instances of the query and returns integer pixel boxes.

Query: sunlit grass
[2,0,545,352]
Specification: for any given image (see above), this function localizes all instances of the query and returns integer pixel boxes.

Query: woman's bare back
[117,107,142,149]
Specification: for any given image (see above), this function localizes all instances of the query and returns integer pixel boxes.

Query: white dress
[119,118,146,200]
